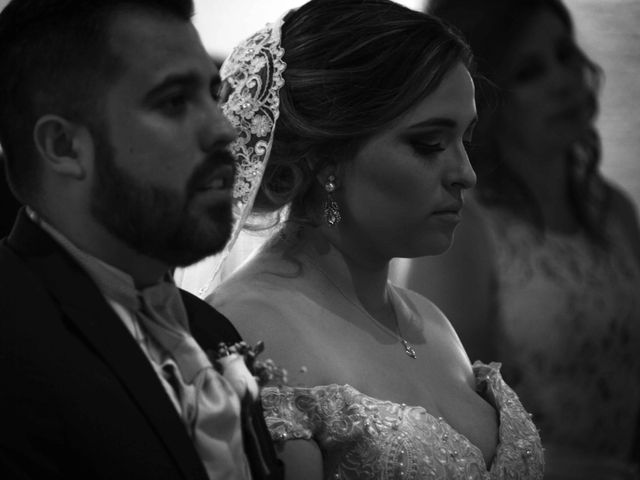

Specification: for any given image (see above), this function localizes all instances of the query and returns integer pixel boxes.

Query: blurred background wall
[194,0,424,59]
[568,0,640,208]
[1,0,639,211]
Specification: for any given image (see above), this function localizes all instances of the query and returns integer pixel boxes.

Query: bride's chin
[403,240,453,259]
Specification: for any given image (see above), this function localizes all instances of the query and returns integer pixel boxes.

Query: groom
[0,0,281,479]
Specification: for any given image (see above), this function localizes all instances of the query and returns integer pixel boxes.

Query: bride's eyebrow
[407,117,458,130]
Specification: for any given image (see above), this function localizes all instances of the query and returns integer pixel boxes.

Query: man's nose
[199,98,237,152]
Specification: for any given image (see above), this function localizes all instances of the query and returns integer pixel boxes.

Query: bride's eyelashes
[408,136,475,158]
[411,141,445,155]
[405,133,447,156]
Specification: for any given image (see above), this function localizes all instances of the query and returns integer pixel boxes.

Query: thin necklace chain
[303,254,417,359]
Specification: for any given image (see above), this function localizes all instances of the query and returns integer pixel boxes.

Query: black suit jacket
[0,210,282,479]
[0,159,20,238]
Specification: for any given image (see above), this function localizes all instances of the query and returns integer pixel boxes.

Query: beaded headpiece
[220,18,286,207]
[174,18,287,297]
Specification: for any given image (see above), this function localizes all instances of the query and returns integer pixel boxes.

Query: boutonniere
[210,341,288,401]
[209,341,287,480]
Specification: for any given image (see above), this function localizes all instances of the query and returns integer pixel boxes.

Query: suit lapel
[7,210,209,480]
[182,289,242,352]
[181,290,285,480]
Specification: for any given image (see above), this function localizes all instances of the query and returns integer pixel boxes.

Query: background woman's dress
[477,202,640,477]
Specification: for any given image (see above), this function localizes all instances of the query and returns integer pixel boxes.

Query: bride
[179,0,544,478]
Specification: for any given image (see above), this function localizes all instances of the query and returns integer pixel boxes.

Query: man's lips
[187,148,236,196]
[194,164,234,192]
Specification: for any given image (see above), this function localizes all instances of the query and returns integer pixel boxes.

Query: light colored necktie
[97,270,252,480]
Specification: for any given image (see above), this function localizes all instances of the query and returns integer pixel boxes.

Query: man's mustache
[186,149,237,197]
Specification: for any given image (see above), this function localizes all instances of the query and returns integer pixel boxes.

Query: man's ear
[33,115,92,180]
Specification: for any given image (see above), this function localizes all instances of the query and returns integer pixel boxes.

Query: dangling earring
[323,174,341,227]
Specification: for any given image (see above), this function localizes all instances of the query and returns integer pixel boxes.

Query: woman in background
[393,0,640,478]
[197,0,544,478]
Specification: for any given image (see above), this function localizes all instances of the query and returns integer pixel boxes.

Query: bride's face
[337,62,477,263]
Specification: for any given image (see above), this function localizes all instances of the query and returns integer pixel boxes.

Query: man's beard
[89,132,234,268]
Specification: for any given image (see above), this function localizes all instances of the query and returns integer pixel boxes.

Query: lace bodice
[262,362,543,480]
[480,205,640,462]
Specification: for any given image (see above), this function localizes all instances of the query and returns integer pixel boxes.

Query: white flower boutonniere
[212,341,262,401]
[211,341,289,401]
[210,341,287,479]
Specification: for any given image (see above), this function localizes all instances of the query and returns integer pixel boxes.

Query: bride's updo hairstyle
[251,0,472,224]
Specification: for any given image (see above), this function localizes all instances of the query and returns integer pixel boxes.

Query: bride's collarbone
[282,317,499,465]
[287,315,491,412]
[316,345,467,403]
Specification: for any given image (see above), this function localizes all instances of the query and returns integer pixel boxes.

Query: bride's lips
[430,202,463,222]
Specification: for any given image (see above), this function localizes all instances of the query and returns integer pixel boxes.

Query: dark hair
[429,0,608,240]
[251,0,473,224]
[0,0,194,203]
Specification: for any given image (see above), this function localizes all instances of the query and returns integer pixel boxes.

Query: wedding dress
[261,363,541,479]
[210,235,544,480]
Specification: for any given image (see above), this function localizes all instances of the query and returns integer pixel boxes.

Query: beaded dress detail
[262,363,543,479]
[211,232,545,480]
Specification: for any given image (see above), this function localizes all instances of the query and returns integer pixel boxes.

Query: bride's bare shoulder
[209,271,300,334]
[395,286,460,335]
[208,270,335,385]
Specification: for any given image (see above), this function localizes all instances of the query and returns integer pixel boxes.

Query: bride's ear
[315,163,342,190]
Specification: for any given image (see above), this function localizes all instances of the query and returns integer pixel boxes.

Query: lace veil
[174,17,287,297]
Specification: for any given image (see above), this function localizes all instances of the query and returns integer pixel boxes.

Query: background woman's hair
[429,0,609,241]
[250,0,473,225]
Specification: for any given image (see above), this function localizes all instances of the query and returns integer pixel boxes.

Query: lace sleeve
[261,386,317,441]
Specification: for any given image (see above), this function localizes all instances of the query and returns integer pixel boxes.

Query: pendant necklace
[304,255,417,359]
[400,339,417,360]
[387,286,417,359]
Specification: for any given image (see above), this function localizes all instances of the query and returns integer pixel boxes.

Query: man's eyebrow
[145,70,212,99]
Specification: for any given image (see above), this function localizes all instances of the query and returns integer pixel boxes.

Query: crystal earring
[323,174,341,227]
